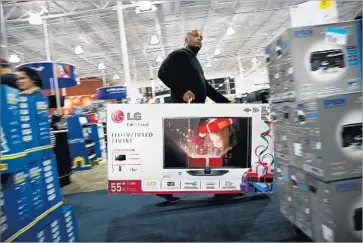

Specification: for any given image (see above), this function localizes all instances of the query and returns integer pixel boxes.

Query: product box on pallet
[46,217,67,242]
[61,204,79,242]
[18,95,41,163]
[27,161,47,218]
[33,96,52,147]
[267,20,362,103]
[290,168,313,239]
[42,156,62,208]
[1,170,33,240]
[0,85,27,173]
[308,177,362,242]
[295,93,362,182]
[276,163,294,224]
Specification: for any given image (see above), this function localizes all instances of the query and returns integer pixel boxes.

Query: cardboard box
[309,177,362,242]
[28,161,47,218]
[268,20,362,103]
[0,86,25,156]
[61,205,79,242]
[290,168,313,238]
[297,93,362,181]
[1,170,33,240]
[42,157,62,208]
[276,163,294,223]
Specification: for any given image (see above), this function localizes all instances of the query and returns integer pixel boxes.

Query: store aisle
[63,191,311,242]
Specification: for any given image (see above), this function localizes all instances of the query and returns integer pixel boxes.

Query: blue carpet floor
[63,191,312,242]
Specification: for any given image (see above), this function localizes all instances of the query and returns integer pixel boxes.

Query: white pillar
[149,65,156,97]
[117,1,136,101]
[43,18,57,96]
[237,57,245,94]
[0,0,9,59]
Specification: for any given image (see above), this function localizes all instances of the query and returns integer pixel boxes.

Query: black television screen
[48,95,65,108]
[163,117,252,169]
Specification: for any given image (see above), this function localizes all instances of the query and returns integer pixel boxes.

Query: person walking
[157,29,241,204]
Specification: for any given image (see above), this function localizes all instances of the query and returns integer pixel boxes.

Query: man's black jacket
[0,73,18,89]
[158,47,230,104]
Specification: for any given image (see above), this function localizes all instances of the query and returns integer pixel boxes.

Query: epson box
[308,177,362,242]
[295,93,362,182]
[268,20,362,102]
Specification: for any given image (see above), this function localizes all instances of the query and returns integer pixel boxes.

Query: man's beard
[187,44,201,55]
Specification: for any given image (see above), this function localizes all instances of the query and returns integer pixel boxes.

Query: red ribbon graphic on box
[241,120,274,192]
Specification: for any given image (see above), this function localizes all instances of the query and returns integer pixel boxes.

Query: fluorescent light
[206,63,213,68]
[98,63,106,70]
[138,1,153,11]
[28,13,43,25]
[73,45,84,55]
[214,49,222,56]
[156,56,164,63]
[113,74,120,80]
[149,35,160,45]
[226,27,236,36]
[251,57,259,63]
[9,54,20,63]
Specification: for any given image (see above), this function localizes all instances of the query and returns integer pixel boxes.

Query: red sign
[111,110,124,123]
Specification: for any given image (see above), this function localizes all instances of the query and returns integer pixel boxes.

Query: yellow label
[30,172,40,178]
[319,0,333,10]
[72,156,91,169]
[0,163,8,171]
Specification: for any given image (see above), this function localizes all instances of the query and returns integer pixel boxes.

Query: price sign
[319,0,333,10]
[325,27,348,46]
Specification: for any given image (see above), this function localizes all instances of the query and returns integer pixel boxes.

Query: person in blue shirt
[16,66,44,96]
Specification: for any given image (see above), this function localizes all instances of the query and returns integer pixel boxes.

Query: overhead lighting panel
[113,74,120,80]
[206,63,213,68]
[149,35,160,45]
[98,63,106,70]
[226,27,236,36]
[214,49,222,56]
[156,56,164,63]
[135,1,157,14]
[73,45,84,55]
[9,54,20,63]
[28,13,43,25]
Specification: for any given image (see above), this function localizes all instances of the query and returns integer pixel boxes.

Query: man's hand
[183,90,195,102]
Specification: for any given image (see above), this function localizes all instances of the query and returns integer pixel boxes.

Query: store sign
[107,104,275,194]
[97,86,127,100]
[289,0,338,28]
[17,62,78,90]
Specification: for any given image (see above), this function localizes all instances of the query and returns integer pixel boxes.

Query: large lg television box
[107,104,274,194]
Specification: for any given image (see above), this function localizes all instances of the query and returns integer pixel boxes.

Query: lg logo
[111,110,125,123]
[111,110,142,123]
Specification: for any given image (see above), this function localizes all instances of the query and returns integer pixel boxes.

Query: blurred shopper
[158,29,230,104]
[157,29,241,204]
[0,58,18,89]
[144,93,153,104]
[16,66,44,96]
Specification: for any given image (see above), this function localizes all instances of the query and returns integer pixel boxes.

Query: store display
[97,86,127,100]
[277,164,294,223]
[107,104,274,194]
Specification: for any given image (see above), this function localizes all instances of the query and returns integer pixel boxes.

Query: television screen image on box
[163,117,252,175]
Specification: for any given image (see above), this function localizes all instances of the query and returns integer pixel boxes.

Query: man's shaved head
[184,29,203,50]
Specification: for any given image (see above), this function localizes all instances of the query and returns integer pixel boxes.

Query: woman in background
[16,66,44,96]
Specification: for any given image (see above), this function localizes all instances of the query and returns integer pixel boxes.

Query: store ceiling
[2,0,361,86]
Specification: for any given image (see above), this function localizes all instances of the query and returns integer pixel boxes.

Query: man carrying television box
[157,29,243,204]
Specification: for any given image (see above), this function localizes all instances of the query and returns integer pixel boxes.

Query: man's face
[186,30,203,49]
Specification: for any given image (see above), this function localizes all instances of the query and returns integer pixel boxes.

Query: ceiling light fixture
[206,63,213,68]
[98,63,106,70]
[149,35,160,45]
[156,56,164,63]
[135,1,157,13]
[9,54,20,63]
[214,49,222,56]
[251,57,259,63]
[226,27,236,36]
[113,74,120,80]
[28,13,43,25]
[73,45,84,55]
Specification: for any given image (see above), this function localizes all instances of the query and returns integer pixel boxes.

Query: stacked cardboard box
[267,20,362,242]
[0,85,79,242]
